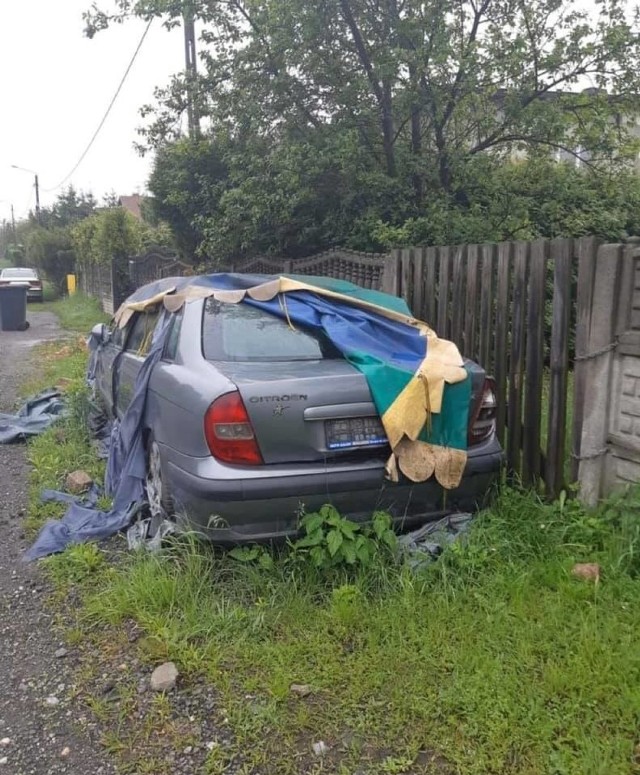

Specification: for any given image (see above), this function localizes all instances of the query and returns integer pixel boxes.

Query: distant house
[491,87,640,169]
[118,195,143,221]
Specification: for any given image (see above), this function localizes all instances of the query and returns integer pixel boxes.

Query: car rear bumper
[162,437,503,542]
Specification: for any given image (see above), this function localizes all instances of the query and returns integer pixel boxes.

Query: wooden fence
[76,259,124,316]
[85,239,613,499]
[391,239,594,499]
[226,240,600,499]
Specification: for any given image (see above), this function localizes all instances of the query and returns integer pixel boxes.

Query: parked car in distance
[91,277,503,542]
[0,267,43,302]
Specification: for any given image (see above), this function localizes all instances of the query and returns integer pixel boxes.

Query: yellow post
[66,274,77,295]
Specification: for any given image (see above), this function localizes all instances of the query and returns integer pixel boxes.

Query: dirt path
[0,312,115,775]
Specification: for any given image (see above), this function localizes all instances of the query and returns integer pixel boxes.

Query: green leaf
[327,529,344,557]
[229,546,259,562]
[382,530,398,550]
[339,519,358,540]
[341,541,357,565]
[355,538,372,564]
[301,512,325,534]
[295,531,324,548]
[320,504,339,521]
[372,511,392,539]
[310,546,326,567]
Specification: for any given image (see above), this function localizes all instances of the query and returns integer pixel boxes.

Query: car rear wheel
[145,436,175,534]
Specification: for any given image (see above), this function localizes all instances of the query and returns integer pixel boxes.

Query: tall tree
[85,0,640,257]
[86,0,640,188]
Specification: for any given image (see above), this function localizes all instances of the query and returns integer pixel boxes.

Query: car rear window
[202,299,340,362]
[1,268,37,279]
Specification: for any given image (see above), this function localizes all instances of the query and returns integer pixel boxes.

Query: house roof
[118,194,143,220]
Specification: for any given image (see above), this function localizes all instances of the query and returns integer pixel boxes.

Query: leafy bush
[25,226,75,294]
[291,505,397,571]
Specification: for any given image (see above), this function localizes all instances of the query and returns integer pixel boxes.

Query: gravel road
[0,312,115,775]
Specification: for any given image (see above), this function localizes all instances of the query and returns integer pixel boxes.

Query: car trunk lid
[215,360,386,464]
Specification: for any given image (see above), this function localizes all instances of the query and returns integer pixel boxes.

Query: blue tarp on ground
[0,389,65,444]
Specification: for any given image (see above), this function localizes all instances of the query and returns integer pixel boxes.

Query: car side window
[163,309,184,361]
[111,322,126,349]
[125,310,160,356]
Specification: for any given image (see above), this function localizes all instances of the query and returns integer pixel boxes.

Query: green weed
[44,543,108,586]
[40,292,109,333]
[291,505,397,571]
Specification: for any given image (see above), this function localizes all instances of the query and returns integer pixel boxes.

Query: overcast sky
[0,1,184,225]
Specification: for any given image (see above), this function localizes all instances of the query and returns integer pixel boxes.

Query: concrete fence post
[578,244,623,506]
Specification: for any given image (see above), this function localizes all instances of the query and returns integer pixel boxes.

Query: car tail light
[468,378,497,446]
[204,392,263,465]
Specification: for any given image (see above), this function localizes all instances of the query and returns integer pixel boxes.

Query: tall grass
[26,329,640,774]
[66,488,640,775]
[40,292,110,333]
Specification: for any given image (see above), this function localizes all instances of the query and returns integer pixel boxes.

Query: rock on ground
[150,662,179,692]
[571,562,601,582]
[65,471,93,495]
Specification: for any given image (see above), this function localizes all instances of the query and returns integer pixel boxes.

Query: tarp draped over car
[26,272,472,561]
[24,318,171,561]
[115,273,471,488]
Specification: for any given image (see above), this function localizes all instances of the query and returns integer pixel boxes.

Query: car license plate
[325,417,387,450]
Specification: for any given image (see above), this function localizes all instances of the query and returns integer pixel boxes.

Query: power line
[44,19,154,193]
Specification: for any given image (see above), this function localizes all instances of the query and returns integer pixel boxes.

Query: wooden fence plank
[570,236,598,482]
[464,245,479,359]
[479,244,495,371]
[412,248,425,320]
[451,246,466,350]
[546,238,572,499]
[401,248,413,307]
[522,238,548,486]
[437,246,451,338]
[382,251,401,296]
[494,242,511,447]
[507,242,528,478]
[424,247,437,325]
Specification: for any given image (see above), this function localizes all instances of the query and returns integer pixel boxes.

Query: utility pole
[10,165,41,224]
[34,174,41,224]
[11,205,16,244]
[183,2,200,137]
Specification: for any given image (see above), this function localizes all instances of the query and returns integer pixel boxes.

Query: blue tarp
[24,316,170,561]
[0,389,65,444]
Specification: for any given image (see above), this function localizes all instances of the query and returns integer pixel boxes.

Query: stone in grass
[65,470,93,494]
[290,683,312,697]
[571,563,601,583]
[312,741,329,756]
[150,662,179,692]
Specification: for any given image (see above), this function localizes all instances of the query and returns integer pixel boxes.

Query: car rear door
[115,309,161,418]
